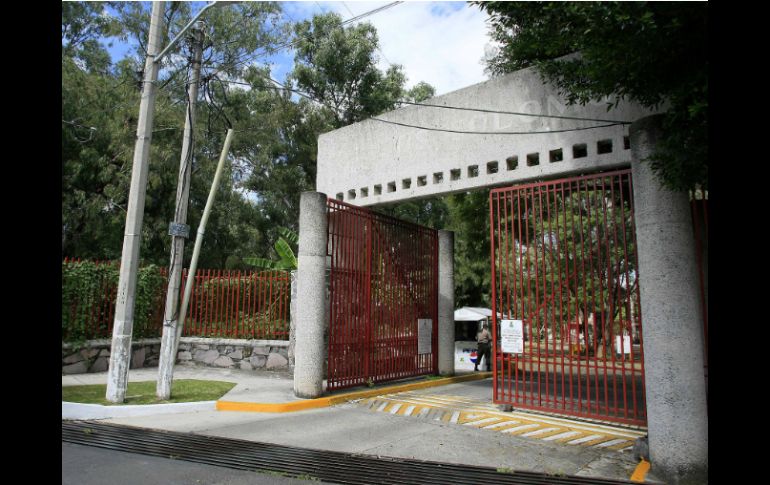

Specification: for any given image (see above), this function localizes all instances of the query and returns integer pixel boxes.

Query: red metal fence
[326,199,439,391]
[62,258,290,341]
[489,170,646,426]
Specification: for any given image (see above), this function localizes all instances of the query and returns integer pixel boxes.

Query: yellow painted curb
[630,459,650,483]
[216,372,492,413]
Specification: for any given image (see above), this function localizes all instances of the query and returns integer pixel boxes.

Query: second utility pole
[156,21,205,400]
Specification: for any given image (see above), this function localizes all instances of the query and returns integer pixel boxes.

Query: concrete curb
[62,400,216,420]
[216,372,493,413]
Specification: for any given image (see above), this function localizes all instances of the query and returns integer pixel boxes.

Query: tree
[445,191,492,308]
[61,3,284,268]
[62,1,122,74]
[290,12,409,127]
[494,176,638,356]
[474,2,708,192]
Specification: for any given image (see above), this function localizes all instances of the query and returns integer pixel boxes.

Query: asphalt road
[62,442,339,485]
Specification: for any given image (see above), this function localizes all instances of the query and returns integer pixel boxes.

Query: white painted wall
[317,65,658,206]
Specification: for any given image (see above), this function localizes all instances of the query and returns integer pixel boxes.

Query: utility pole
[106,1,166,403]
[156,21,205,400]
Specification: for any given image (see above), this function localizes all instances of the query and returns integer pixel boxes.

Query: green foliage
[61,260,165,341]
[245,228,298,270]
[62,379,236,405]
[474,1,708,191]
[405,82,437,103]
[495,179,637,352]
[62,261,119,341]
[289,12,435,129]
[62,1,123,74]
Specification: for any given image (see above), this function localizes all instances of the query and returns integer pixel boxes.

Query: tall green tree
[290,12,409,127]
[495,179,638,355]
[62,2,284,267]
[474,1,708,191]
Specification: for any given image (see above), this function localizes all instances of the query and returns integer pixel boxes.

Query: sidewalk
[62,366,660,484]
[62,366,490,416]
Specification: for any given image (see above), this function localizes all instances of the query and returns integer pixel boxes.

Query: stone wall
[62,337,289,375]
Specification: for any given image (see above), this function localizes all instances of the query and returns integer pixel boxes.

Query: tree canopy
[474,1,708,192]
[62,4,438,273]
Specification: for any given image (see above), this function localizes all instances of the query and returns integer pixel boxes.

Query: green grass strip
[62,379,236,405]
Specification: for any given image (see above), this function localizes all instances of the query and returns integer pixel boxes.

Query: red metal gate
[326,199,439,391]
[489,170,646,426]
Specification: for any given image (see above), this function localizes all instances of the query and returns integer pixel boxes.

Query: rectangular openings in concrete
[336,192,344,201]
[417,176,427,187]
[526,153,540,166]
[374,184,382,195]
[506,156,518,171]
[433,172,444,184]
[450,169,461,181]
[573,143,588,159]
[549,149,563,163]
[597,139,613,154]
[387,181,396,193]
[402,178,412,190]
[486,161,499,174]
[360,187,368,198]
[624,136,631,150]
[348,189,356,200]
[468,165,479,178]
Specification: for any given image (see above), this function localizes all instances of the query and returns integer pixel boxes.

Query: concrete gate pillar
[630,115,708,484]
[288,270,298,373]
[294,192,328,399]
[437,230,455,375]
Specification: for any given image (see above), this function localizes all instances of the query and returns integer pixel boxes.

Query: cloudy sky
[283,1,494,95]
[106,1,495,96]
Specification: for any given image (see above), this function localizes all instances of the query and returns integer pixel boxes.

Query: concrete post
[437,230,455,375]
[106,1,165,403]
[294,192,328,398]
[156,21,205,401]
[288,269,298,373]
[630,114,708,484]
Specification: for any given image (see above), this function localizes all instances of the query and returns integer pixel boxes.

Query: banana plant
[245,227,298,270]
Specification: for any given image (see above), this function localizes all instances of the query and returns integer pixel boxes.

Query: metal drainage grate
[62,420,638,485]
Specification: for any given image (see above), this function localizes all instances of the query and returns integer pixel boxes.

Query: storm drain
[62,420,637,485]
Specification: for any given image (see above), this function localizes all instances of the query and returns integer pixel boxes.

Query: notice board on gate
[500,319,524,354]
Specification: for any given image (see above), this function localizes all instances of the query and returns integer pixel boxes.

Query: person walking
[475,322,491,372]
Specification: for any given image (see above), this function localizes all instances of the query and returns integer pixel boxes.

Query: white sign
[418,319,432,354]
[501,319,524,354]
[615,335,631,355]
[454,341,479,371]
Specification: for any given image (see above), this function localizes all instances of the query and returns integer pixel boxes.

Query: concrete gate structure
[296,64,707,484]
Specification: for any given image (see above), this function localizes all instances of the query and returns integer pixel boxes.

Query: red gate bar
[490,170,647,426]
[326,199,439,391]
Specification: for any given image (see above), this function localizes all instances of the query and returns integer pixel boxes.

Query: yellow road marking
[358,392,645,453]
[630,459,650,483]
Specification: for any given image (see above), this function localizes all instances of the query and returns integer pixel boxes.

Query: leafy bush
[62,260,165,341]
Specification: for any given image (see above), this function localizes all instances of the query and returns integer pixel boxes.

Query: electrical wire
[213,77,627,136]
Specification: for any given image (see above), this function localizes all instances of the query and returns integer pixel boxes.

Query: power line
[215,77,627,136]
[394,100,633,125]
[367,117,624,135]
